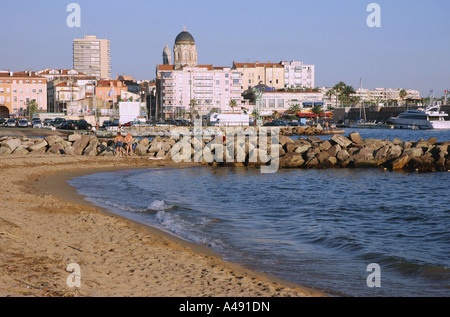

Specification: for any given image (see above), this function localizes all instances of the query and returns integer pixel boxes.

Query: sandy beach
[0,155,325,297]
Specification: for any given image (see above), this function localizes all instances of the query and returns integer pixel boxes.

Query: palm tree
[27,100,38,121]
[325,89,337,108]
[399,89,407,106]
[333,82,347,107]
[341,85,356,106]
[287,104,301,115]
[189,99,197,120]
[229,99,237,113]
[311,104,324,123]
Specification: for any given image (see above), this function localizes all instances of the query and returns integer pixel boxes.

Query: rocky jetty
[0,132,449,172]
[94,124,344,139]
[277,132,450,172]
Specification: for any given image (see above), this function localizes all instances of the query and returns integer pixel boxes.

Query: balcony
[194,82,213,87]
[193,76,214,80]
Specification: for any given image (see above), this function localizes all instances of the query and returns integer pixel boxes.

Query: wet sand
[0,155,326,297]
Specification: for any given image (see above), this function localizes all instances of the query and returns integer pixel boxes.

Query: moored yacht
[390,107,450,129]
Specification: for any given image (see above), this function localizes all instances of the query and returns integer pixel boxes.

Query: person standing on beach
[114,132,125,156]
[125,132,133,156]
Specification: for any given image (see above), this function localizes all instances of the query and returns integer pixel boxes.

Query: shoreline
[0,155,326,297]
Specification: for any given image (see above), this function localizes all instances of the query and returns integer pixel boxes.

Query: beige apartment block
[73,35,111,79]
[233,62,285,91]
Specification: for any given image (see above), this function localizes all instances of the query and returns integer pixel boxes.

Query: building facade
[257,91,324,115]
[173,27,198,70]
[73,35,111,79]
[157,64,244,119]
[95,80,128,104]
[0,71,47,117]
[281,60,315,89]
[233,62,285,91]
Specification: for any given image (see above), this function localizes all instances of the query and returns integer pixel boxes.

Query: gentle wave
[70,163,450,297]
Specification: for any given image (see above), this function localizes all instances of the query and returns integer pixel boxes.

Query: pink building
[156,64,244,119]
[0,71,47,117]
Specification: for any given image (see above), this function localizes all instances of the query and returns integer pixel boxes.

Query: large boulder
[68,133,82,142]
[279,152,305,168]
[83,138,99,156]
[47,143,64,155]
[331,135,352,148]
[391,155,411,170]
[27,140,48,152]
[73,135,94,155]
[2,138,22,152]
[44,135,63,147]
[12,146,29,156]
[134,144,149,156]
[0,146,12,155]
[349,131,363,145]
[294,143,312,155]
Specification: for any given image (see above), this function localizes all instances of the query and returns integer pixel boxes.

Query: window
[269,99,275,108]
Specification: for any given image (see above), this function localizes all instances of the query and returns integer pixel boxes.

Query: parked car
[32,118,43,128]
[263,120,287,126]
[176,119,193,126]
[60,120,75,129]
[165,119,183,126]
[49,117,67,128]
[65,119,92,130]
[17,119,29,127]
[102,120,113,128]
[6,118,17,127]
[0,117,6,126]
[43,118,53,126]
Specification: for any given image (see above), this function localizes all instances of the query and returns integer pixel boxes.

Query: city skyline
[0,0,449,96]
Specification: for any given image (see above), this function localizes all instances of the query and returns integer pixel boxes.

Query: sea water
[69,129,450,297]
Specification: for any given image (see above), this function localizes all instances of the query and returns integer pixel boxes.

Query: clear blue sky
[1,0,449,96]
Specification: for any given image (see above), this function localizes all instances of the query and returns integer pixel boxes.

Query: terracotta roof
[37,69,87,76]
[97,80,126,87]
[158,65,174,71]
[0,71,47,79]
[195,65,213,70]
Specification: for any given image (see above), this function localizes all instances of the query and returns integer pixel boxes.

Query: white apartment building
[73,35,111,79]
[156,64,245,119]
[354,88,421,103]
[257,91,324,115]
[321,87,421,107]
[281,60,315,89]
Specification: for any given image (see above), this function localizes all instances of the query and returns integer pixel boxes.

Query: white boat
[389,107,450,129]
[349,120,385,129]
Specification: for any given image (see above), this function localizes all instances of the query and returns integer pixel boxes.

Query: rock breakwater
[0,132,449,172]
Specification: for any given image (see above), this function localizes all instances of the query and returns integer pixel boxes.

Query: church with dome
[162,27,198,70]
